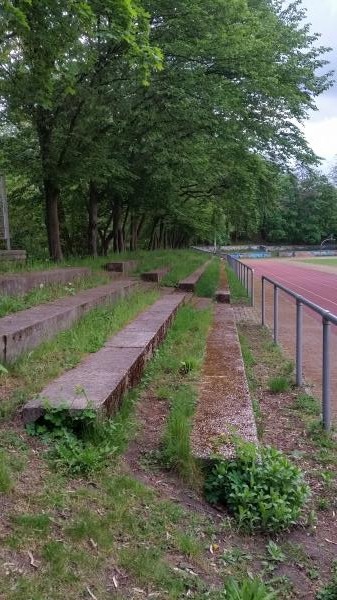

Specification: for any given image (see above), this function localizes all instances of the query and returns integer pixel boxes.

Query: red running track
[244,259,337,316]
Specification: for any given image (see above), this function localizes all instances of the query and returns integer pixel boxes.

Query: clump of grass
[226,266,249,303]
[195,258,220,297]
[268,375,290,394]
[0,450,12,492]
[294,393,320,416]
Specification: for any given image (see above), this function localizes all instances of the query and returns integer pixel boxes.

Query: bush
[204,441,309,532]
[26,404,118,476]
[223,577,277,600]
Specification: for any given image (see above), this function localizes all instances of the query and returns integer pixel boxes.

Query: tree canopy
[0,0,334,258]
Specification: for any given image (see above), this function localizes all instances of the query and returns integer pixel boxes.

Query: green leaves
[204,441,310,532]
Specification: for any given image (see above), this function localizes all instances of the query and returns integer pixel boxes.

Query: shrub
[204,441,309,532]
[26,404,118,476]
[223,577,277,600]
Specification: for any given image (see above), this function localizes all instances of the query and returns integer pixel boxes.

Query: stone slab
[178,262,209,293]
[191,304,257,460]
[0,250,26,262]
[22,292,187,423]
[0,267,91,297]
[215,289,231,303]
[141,268,170,283]
[0,279,137,363]
[104,261,138,274]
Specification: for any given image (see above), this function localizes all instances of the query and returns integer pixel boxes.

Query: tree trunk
[88,181,99,257]
[44,178,63,261]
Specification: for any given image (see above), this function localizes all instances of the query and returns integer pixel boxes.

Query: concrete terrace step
[141,268,170,283]
[0,267,90,297]
[178,262,209,292]
[191,304,257,460]
[215,289,231,303]
[104,261,138,274]
[22,292,187,424]
[0,279,137,363]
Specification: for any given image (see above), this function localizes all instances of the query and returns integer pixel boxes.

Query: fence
[227,254,255,307]
[262,275,337,431]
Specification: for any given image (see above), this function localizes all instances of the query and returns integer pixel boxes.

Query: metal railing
[262,275,337,431]
[227,255,255,306]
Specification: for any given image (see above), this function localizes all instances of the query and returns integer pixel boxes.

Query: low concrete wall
[0,267,91,297]
[0,279,137,363]
[22,292,187,423]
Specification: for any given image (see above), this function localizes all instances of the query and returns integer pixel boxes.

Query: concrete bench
[0,250,26,263]
[191,304,257,460]
[0,279,137,363]
[22,292,187,423]
[104,261,138,274]
[141,268,170,283]
[0,267,90,297]
[215,289,231,303]
[178,263,208,292]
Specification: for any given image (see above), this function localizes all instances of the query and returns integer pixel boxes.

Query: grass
[195,258,220,297]
[0,271,112,317]
[303,258,337,267]
[0,287,159,420]
[137,249,209,286]
[147,304,212,481]
[0,301,222,600]
[268,375,291,394]
[226,265,249,303]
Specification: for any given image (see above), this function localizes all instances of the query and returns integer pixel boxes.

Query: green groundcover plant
[204,440,310,532]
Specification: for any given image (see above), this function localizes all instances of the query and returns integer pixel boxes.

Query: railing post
[273,285,279,344]
[322,316,331,431]
[296,299,303,386]
[262,277,265,326]
[251,269,255,307]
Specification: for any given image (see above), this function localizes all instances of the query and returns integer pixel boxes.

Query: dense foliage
[204,441,310,532]
[0,0,334,258]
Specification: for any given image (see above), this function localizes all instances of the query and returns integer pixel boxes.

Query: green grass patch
[303,258,337,267]
[226,266,249,303]
[155,305,212,481]
[0,449,12,492]
[0,271,112,318]
[0,288,159,420]
[195,258,220,297]
[268,375,290,394]
[294,394,320,416]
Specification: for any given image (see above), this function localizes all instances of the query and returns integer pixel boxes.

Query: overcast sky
[301,0,337,170]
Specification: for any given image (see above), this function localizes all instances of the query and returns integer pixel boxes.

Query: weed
[223,577,277,599]
[174,532,203,558]
[0,450,12,492]
[316,561,337,600]
[226,266,249,303]
[294,393,320,416]
[268,376,290,394]
[195,258,220,297]
[222,548,253,565]
[205,440,310,532]
[266,541,286,563]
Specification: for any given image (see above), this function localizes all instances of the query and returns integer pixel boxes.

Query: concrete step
[141,268,170,283]
[22,292,187,423]
[178,262,209,292]
[0,280,137,363]
[104,261,138,274]
[215,289,231,303]
[0,267,90,297]
[191,304,257,460]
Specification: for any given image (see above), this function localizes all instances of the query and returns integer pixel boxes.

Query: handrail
[227,254,255,307]
[261,275,336,431]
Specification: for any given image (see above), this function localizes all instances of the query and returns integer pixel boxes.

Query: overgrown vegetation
[226,267,249,304]
[205,440,310,532]
[0,288,159,420]
[0,271,112,317]
[195,259,220,298]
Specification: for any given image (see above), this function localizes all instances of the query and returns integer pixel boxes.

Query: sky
[301,0,337,171]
